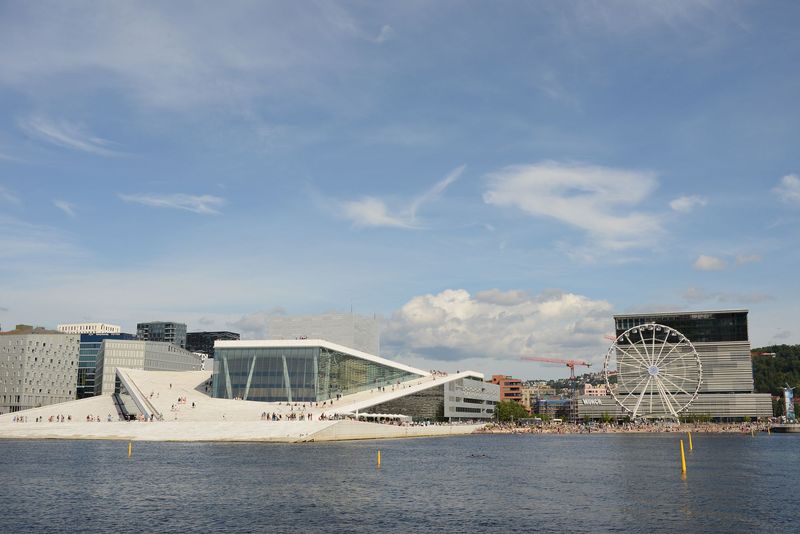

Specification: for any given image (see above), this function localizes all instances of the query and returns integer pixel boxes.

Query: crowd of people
[476,420,775,435]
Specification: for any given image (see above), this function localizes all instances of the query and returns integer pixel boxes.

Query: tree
[495,400,529,422]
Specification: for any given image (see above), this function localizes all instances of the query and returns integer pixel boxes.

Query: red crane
[521,356,592,379]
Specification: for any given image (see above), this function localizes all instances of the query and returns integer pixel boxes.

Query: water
[1,433,797,533]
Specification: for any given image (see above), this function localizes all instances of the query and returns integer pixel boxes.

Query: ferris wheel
[603,323,702,420]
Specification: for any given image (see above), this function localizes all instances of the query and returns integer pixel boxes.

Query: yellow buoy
[377,449,381,468]
[680,439,687,475]
[128,441,132,457]
[688,431,693,452]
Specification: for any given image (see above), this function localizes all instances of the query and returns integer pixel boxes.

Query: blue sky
[0,1,798,379]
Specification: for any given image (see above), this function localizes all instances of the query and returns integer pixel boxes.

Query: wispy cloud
[670,195,707,212]
[683,287,772,304]
[693,254,726,271]
[0,186,21,205]
[373,24,395,43]
[19,116,120,156]
[340,165,465,229]
[772,174,800,205]
[118,193,226,215]
[53,199,76,217]
[484,162,661,250]
[735,254,761,265]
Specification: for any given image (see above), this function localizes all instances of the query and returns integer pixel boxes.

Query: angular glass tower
[212,340,426,402]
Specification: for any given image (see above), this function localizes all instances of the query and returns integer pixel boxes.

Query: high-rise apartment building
[136,321,187,349]
[0,327,79,413]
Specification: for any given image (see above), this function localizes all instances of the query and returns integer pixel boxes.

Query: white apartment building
[0,333,80,413]
[57,323,121,335]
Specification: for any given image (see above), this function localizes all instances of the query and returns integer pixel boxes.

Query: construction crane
[520,357,592,380]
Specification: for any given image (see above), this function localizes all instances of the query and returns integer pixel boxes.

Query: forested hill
[751,344,800,395]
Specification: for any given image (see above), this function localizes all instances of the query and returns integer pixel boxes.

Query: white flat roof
[214,338,430,377]
[614,309,748,318]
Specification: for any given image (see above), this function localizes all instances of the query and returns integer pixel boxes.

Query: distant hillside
[751,344,800,395]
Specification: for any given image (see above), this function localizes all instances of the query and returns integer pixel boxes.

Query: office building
[57,323,121,335]
[490,375,523,405]
[76,333,135,399]
[95,340,202,395]
[186,331,240,358]
[576,309,773,421]
[136,321,187,349]
[0,327,79,413]
[266,312,380,356]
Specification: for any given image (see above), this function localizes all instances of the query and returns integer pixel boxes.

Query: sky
[0,1,798,380]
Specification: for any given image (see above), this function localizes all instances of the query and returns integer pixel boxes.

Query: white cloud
[683,287,772,304]
[341,197,415,229]
[0,3,371,111]
[53,199,76,217]
[339,165,464,229]
[669,195,707,212]
[483,162,661,250]
[0,186,20,205]
[735,254,762,265]
[772,174,800,204]
[383,288,612,363]
[118,193,225,215]
[693,254,726,271]
[19,116,120,156]
[373,24,395,43]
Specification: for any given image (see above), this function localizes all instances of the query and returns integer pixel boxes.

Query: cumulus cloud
[53,199,76,217]
[683,287,772,304]
[483,162,660,250]
[772,174,800,204]
[339,165,464,228]
[383,288,613,363]
[118,193,226,215]
[669,195,707,212]
[693,254,726,271]
[19,116,120,156]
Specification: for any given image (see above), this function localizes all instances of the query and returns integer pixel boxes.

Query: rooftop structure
[265,312,380,356]
[57,323,121,335]
[136,321,187,349]
[0,332,79,413]
[186,331,240,358]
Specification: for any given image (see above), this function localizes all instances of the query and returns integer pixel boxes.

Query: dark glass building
[615,310,748,343]
[136,321,187,349]
[77,333,135,398]
[186,331,240,358]
[213,340,424,403]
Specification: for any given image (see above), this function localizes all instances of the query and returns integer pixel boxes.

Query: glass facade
[213,345,423,402]
[77,333,135,399]
[614,311,748,343]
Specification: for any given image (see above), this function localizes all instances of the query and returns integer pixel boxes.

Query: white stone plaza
[0,339,497,442]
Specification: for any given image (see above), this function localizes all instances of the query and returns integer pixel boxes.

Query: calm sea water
[0,433,797,533]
